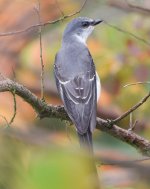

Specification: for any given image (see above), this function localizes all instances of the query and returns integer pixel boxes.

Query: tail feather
[78,129,100,188]
[78,129,93,153]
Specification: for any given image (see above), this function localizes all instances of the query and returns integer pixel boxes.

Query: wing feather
[54,50,97,135]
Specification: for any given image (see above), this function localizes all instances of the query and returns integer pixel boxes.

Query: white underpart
[75,26,94,44]
[96,72,101,102]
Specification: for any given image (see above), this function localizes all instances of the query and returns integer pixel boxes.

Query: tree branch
[0,78,150,156]
[113,92,150,123]
[0,0,88,37]
[97,118,150,156]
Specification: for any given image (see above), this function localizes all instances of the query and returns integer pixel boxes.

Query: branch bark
[0,78,150,156]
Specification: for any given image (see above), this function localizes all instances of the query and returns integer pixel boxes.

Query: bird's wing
[54,52,97,135]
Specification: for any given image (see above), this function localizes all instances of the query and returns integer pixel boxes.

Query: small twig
[133,120,138,130]
[108,0,150,16]
[35,1,45,101]
[125,0,150,14]
[0,114,9,128]
[128,113,137,132]
[12,66,16,81]
[103,20,150,46]
[124,81,150,88]
[78,0,88,13]
[65,121,73,144]
[9,90,17,125]
[55,0,64,17]
[113,92,150,123]
[128,112,133,131]
[0,0,88,37]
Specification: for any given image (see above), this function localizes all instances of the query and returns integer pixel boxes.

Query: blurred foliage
[0,129,150,189]
[0,130,99,189]
[0,0,150,188]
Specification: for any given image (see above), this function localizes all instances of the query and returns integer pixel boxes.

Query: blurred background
[0,0,150,188]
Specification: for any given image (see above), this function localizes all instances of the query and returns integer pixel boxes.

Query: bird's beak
[92,19,103,26]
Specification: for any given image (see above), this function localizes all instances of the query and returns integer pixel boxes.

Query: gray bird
[54,17,102,151]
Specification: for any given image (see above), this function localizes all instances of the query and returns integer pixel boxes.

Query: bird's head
[63,17,103,44]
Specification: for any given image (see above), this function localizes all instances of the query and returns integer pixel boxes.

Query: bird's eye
[82,21,89,28]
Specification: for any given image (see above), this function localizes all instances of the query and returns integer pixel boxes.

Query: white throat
[74,26,94,45]
[74,34,87,45]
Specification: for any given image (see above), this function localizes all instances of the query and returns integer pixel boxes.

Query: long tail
[78,130,100,188]
[77,129,93,153]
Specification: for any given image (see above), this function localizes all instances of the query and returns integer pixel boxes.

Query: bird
[54,17,102,152]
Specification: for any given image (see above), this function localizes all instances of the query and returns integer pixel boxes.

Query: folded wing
[54,68,97,135]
